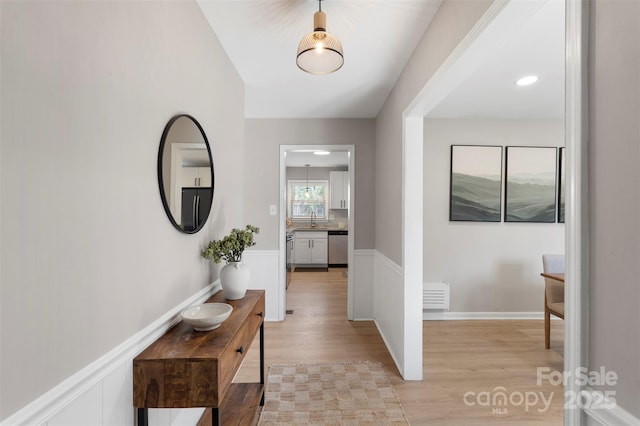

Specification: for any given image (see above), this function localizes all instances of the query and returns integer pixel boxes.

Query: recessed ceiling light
[516,75,539,86]
[314,151,330,156]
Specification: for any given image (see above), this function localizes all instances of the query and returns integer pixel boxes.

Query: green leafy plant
[201,225,260,264]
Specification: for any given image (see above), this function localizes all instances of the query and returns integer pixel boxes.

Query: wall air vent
[423,282,450,310]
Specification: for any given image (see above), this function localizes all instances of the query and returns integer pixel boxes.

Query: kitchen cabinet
[293,231,328,265]
[330,171,349,209]
[181,166,211,187]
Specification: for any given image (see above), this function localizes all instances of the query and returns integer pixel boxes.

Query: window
[287,180,329,220]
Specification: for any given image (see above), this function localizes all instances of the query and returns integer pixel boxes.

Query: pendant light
[304,164,311,199]
[296,0,343,75]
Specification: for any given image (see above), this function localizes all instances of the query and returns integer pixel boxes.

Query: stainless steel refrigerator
[181,187,212,232]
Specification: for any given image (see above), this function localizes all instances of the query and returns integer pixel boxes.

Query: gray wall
[244,118,375,250]
[424,119,564,312]
[0,1,245,419]
[588,0,640,417]
[375,0,494,265]
[371,0,494,379]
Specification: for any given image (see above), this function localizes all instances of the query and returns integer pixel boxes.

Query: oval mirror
[157,114,214,234]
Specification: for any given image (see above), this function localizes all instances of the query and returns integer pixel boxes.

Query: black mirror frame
[157,114,215,234]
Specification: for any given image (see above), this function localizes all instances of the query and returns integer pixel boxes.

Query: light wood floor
[237,268,565,425]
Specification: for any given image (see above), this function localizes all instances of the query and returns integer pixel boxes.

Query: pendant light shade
[296,1,343,75]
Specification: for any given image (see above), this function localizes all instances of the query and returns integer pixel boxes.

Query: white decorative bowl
[180,303,233,331]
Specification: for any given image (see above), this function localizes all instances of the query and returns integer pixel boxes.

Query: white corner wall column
[401,116,424,380]
[565,0,589,424]
[397,0,514,382]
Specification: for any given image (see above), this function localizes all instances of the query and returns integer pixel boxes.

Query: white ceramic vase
[220,261,250,300]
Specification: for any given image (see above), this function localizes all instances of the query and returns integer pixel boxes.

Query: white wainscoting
[1,250,407,426]
[242,249,280,321]
[0,283,220,426]
[243,249,376,322]
[583,386,640,426]
[372,251,405,378]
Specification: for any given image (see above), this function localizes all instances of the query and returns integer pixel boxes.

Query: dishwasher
[328,230,348,267]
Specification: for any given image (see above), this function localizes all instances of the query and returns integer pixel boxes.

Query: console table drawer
[218,316,252,399]
[218,294,264,398]
[247,297,265,335]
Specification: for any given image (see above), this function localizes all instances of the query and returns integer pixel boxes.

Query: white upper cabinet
[329,171,349,209]
[181,167,212,187]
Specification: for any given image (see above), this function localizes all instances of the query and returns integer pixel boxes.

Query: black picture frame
[449,145,503,222]
[505,146,557,223]
[558,147,565,223]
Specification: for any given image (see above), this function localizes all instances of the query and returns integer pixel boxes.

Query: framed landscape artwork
[505,146,557,223]
[449,145,502,222]
[558,147,565,223]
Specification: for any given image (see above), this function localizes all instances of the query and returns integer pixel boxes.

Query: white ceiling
[285,150,349,167]
[197,0,565,120]
[426,0,565,120]
[197,0,442,118]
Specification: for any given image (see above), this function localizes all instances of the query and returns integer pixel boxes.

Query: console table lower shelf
[197,383,264,426]
[133,290,265,426]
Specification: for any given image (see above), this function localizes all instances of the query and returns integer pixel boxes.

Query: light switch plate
[269,205,277,216]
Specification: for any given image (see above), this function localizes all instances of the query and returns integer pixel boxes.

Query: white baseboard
[374,318,403,375]
[0,282,220,426]
[582,386,640,425]
[423,311,547,320]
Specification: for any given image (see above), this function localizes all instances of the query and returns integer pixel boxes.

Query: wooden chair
[542,254,565,349]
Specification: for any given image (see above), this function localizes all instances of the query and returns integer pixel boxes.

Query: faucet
[310,211,316,228]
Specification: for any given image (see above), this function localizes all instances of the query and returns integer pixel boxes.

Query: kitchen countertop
[288,225,348,232]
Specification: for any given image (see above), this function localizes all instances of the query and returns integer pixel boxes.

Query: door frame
[402,1,588,423]
[278,144,356,320]
[170,142,208,225]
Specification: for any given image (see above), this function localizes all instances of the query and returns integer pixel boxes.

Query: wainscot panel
[242,249,280,321]
[0,283,218,426]
[373,251,405,377]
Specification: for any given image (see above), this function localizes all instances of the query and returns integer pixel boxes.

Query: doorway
[278,145,356,321]
[402,0,588,423]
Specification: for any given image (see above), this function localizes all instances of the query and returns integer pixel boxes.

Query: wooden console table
[133,290,265,426]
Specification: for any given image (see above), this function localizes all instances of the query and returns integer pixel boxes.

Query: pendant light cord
[305,164,310,196]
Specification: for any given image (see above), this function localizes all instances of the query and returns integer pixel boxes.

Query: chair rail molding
[0,283,220,426]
